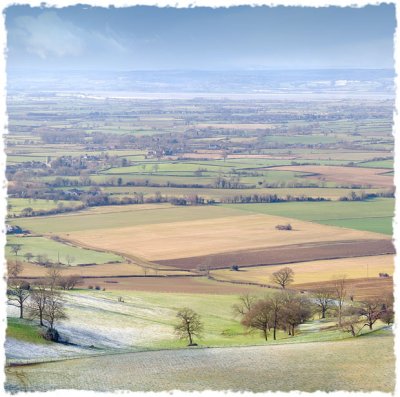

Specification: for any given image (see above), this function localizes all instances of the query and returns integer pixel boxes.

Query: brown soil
[81,276,259,294]
[292,277,393,301]
[156,239,395,270]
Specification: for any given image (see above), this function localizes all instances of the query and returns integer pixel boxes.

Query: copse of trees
[7,263,76,342]
[340,295,393,337]
[240,291,313,341]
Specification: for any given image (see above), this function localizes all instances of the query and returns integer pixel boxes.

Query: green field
[224,198,394,235]
[10,204,245,234]
[6,236,124,265]
[8,198,83,216]
[5,286,395,393]
[357,159,393,169]
[7,318,49,345]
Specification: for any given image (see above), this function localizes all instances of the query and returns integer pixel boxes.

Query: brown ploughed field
[156,239,395,270]
[292,277,393,301]
[80,276,260,294]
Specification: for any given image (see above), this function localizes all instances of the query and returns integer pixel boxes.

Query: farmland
[4,68,395,393]
[212,255,394,286]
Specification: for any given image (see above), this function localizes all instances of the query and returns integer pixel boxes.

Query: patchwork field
[55,213,390,265]
[11,204,244,234]
[223,198,394,235]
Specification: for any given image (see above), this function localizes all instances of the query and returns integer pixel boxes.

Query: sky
[5,4,396,71]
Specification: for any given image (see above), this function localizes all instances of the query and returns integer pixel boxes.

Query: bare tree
[7,278,30,319]
[46,266,62,291]
[271,267,294,289]
[65,254,75,266]
[24,252,34,263]
[359,298,384,330]
[241,299,272,340]
[340,310,365,337]
[43,291,67,331]
[174,308,203,346]
[232,293,257,317]
[8,260,23,278]
[27,281,50,326]
[36,254,50,266]
[333,276,347,327]
[10,244,22,257]
[311,288,335,319]
[269,292,285,340]
[380,294,394,326]
[280,293,313,336]
[58,275,82,290]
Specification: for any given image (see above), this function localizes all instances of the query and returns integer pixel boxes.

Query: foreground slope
[5,331,394,393]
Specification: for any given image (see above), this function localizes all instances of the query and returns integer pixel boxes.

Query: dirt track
[156,239,395,270]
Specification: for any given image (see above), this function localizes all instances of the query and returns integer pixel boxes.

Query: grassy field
[6,236,124,266]
[7,318,49,345]
[5,330,394,392]
[212,254,394,285]
[100,185,384,200]
[357,159,393,169]
[11,204,244,234]
[7,198,83,216]
[224,198,394,235]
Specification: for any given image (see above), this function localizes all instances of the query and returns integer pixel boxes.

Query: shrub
[88,285,93,289]
[275,224,292,231]
[95,285,101,290]
[41,328,60,342]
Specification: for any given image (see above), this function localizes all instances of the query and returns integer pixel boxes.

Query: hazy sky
[5,4,396,71]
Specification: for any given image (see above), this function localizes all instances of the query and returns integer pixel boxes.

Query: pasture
[5,331,394,393]
[6,236,124,266]
[7,198,83,216]
[223,198,394,235]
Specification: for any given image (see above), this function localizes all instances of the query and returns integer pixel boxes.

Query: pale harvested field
[64,213,390,262]
[212,255,394,285]
[271,165,393,188]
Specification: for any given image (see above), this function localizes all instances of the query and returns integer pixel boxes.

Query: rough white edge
[0,1,397,397]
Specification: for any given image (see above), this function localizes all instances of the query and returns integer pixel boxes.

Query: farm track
[156,239,395,270]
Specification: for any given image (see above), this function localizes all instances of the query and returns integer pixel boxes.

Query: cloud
[13,11,85,59]
[11,11,127,60]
